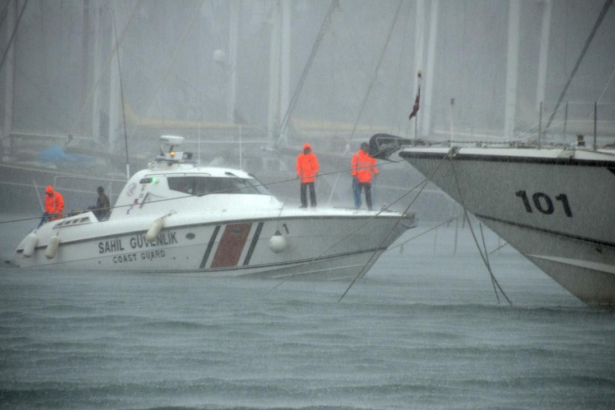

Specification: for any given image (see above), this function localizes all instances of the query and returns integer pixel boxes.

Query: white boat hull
[400,147,615,305]
[12,213,415,281]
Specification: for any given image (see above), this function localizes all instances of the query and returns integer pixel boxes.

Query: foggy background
[2,5,615,407]
[0,0,614,215]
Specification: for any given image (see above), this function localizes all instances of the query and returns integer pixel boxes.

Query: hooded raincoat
[44,185,64,219]
[296,143,319,183]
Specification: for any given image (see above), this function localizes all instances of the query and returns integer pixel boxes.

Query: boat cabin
[108,136,279,221]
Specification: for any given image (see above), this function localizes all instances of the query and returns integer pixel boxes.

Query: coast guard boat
[11,136,416,280]
[370,134,615,305]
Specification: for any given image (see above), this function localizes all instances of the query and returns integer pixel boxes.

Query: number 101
[515,190,573,217]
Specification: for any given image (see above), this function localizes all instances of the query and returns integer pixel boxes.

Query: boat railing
[53,175,127,206]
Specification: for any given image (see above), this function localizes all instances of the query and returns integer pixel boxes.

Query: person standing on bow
[38,185,65,227]
[351,142,378,211]
[296,142,319,208]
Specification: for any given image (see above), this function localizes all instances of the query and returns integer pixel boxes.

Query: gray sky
[1,0,613,154]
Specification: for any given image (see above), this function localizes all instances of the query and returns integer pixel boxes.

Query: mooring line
[385,213,462,253]
[450,157,512,306]
[488,241,509,255]
[263,176,431,297]
[338,147,454,302]
[479,222,500,304]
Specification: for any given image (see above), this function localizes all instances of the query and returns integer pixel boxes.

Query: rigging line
[489,241,509,256]
[517,100,570,138]
[459,187,507,304]
[1,56,68,130]
[450,156,512,306]
[276,0,339,147]
[346,0,404,146]
[0,0,29,73]
[544,0,613,132]
[385,213,463,253]
[124,48,221,113]
[0,159,406,226]
[479,222,499,304]
[273,180,296,231]
[69,0,143,134]
[345,18,375,80]
[264,175,431,298]
[326,0,404,203]
[338,146,453,303]
[126,0,205,142]
[0,0,104,130]
[31,179,43,213]
[111,13,130,180]
[0,0,13,29]
[591,65,615,118]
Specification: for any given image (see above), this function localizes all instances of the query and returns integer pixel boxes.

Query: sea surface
[1,214,614,409]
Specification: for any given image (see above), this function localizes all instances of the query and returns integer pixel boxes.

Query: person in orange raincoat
[44,185,64,221]
[351,142,378,210]
[296,143,319,208]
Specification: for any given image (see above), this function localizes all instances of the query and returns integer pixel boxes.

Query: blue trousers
[37,212,50,228]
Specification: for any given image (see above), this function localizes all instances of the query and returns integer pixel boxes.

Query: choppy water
[1,215,614,409]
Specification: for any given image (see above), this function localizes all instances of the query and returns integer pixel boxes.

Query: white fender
[45,235,61,259]
[145,218,164,244]
[269,231,287,254]
[23,234,38,258]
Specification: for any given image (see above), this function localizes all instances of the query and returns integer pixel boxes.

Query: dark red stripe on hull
[199,225,221,269]
[211,223,252,268]
[243,222,264,266]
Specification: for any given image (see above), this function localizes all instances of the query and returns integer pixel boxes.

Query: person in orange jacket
[44,185,64,221]
[296,143,319,208]
[351,142,378,210]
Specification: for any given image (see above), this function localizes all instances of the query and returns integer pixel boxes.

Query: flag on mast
[409,71,422,120]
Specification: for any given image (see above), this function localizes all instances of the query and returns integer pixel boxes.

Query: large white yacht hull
[399,147,615,305]
[12,212,415,281]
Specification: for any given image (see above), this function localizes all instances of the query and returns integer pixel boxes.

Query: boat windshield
[167,176,270,196]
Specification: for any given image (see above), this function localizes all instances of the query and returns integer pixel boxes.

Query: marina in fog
[1,0,614,408]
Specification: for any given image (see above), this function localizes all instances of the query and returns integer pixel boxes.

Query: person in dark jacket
[91,186,111,220]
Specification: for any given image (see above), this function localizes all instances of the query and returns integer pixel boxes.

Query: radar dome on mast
[160,135,185,149]
[157,135,193,163]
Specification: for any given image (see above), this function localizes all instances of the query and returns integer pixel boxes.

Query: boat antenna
[111,12,130,179]
[544,0,613,132]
